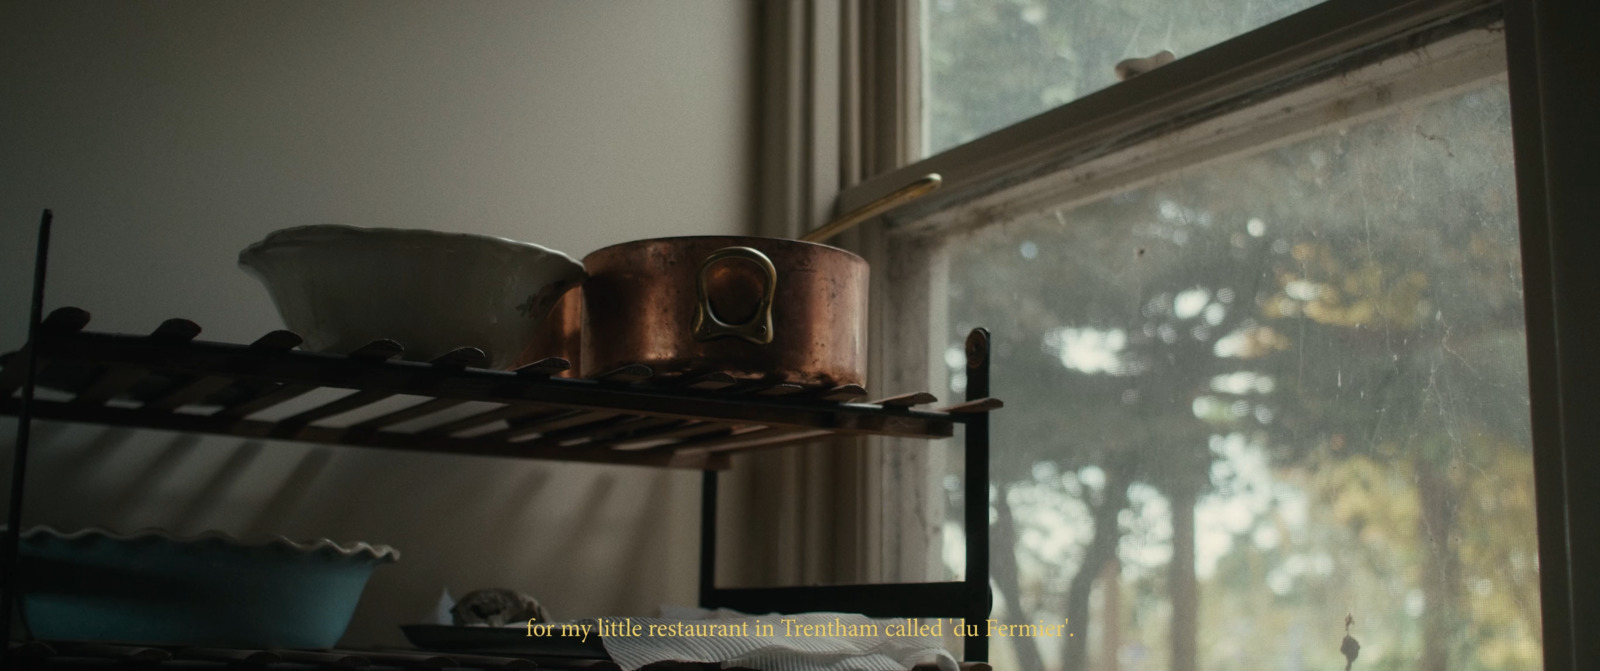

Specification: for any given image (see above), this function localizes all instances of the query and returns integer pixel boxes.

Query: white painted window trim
[757,0,1600,664]
[742,0,1524,594]
[720,0,921,590]
[837,0,1513,590]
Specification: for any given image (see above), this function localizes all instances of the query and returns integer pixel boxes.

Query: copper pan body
[513,175,938,379]
[576,236,867,388]
[517,285,583,377]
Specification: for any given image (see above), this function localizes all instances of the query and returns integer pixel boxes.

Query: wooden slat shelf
[0,307,1000,471]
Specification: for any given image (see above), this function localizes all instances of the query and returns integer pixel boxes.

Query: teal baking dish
[14,526,398,648]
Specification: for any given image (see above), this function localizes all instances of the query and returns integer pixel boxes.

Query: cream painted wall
[0,1,755,646]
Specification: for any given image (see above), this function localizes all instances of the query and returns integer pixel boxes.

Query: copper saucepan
[521,175,941,387]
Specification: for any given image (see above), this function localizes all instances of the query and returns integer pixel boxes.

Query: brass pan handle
[800,173,942,243]
[693,246,777,344]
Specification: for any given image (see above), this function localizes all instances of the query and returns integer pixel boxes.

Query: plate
[400,624,610,659]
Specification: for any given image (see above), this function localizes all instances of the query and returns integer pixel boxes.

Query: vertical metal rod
[699,469,718,609]
[963,328,991,662]
[2,209,51,652]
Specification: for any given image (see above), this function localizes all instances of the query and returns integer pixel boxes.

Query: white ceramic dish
[239,225,585,369]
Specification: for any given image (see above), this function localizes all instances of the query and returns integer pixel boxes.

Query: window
[928,39,1535,669]
[815,0,1583,669]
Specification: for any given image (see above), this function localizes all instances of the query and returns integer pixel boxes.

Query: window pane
[923,0,1322,155]
[939,81,1539,670]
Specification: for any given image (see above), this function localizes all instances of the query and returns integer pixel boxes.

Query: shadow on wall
[0,418,700,647]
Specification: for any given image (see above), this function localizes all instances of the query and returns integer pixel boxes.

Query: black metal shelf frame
[698,328,993,662]
[0,212,997,664]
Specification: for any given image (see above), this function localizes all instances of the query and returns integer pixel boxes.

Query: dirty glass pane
[938,80,1540,670]
[923,0,1322,155]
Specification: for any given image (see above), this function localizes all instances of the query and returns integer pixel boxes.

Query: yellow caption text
[524,617,1075,643]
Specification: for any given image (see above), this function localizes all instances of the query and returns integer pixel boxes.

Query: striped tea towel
[599,608,958,671]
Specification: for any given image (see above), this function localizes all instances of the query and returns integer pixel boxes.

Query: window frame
[839,0,1501,218]
[777,0,1598,668]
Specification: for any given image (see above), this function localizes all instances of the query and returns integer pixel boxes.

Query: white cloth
[600,607,959,671]
[425,588,457,625]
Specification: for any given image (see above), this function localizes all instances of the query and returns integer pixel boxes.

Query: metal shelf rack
[0,213,999,665]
